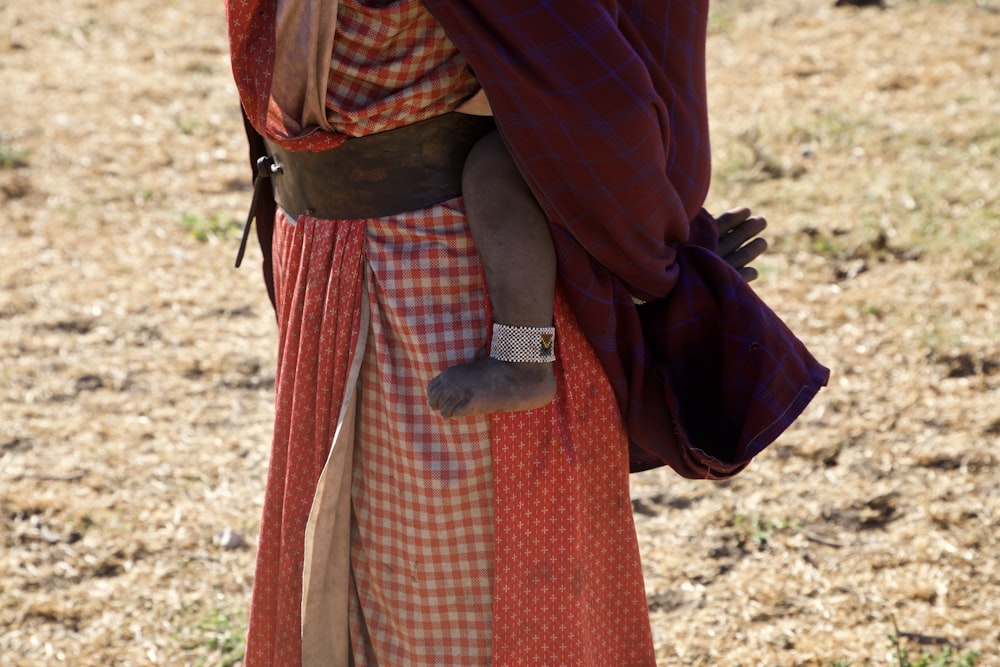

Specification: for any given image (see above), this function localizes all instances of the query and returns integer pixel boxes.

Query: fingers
[718,213,767,258]
[715,207,768,282]
[725,236,768,274]
[715,207,752,236]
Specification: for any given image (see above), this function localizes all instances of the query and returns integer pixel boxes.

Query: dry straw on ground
[1,0,997,665]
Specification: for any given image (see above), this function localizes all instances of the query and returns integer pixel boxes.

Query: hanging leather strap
[236,110,279,312]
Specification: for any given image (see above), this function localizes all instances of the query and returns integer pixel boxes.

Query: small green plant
[708,4,736,34]
[886,617,981,667]
[200,611,244,666]
[0,136,28,169]
[182,610,246,667]
[825,617,981,667]
[181,212,244,242]
[732,514,792,548]
[175,117,203,135]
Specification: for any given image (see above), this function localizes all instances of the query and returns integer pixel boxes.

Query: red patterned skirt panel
[245,199,655,665]
[244,211,367,666]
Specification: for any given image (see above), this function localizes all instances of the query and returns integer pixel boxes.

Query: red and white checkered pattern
[350,199,495,664]
[325,0,479,137]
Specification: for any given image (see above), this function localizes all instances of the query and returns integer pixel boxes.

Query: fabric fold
[242,213,367,666]
[300,287,369,665]
[271,0,342,139]
[421,0,829,477]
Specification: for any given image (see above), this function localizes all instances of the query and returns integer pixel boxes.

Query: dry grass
[1,0,997,665]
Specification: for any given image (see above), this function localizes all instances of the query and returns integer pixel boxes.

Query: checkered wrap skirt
[244,198,657,666]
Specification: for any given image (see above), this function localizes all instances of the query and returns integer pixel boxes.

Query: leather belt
[268,112,494,219]
[236,112,495,268]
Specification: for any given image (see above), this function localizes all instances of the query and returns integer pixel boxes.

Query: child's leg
[427,129,557,418]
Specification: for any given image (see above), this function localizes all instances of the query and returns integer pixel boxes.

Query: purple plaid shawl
[423,0,830,477]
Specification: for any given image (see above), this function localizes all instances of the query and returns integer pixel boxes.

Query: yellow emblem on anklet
[539,333,554,357]
[490,324,557,363]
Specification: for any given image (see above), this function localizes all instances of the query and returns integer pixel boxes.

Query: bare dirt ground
[1,0,997,665]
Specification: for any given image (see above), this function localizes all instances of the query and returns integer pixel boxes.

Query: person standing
[226,0,829,664]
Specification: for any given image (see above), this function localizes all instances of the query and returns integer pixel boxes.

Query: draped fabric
[489,308,656,666]
[229,0,476,147]
[231,1,658,664]
[243,212,367,666]
[228,0,830,663]
[346,202,496,664]
[230,0,829,479]
[229,0,344,151]
[421,0,830,475]
[245,205,656,667]
[423,0,711,299]
[323,0,478,136]
[343,203,654,665]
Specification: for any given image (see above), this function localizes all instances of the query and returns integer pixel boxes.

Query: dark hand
[716,207,768,282]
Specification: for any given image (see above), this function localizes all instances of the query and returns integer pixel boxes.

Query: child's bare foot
[427,358,556,418]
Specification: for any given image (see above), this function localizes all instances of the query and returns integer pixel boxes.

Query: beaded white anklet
[489,324,556,363]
